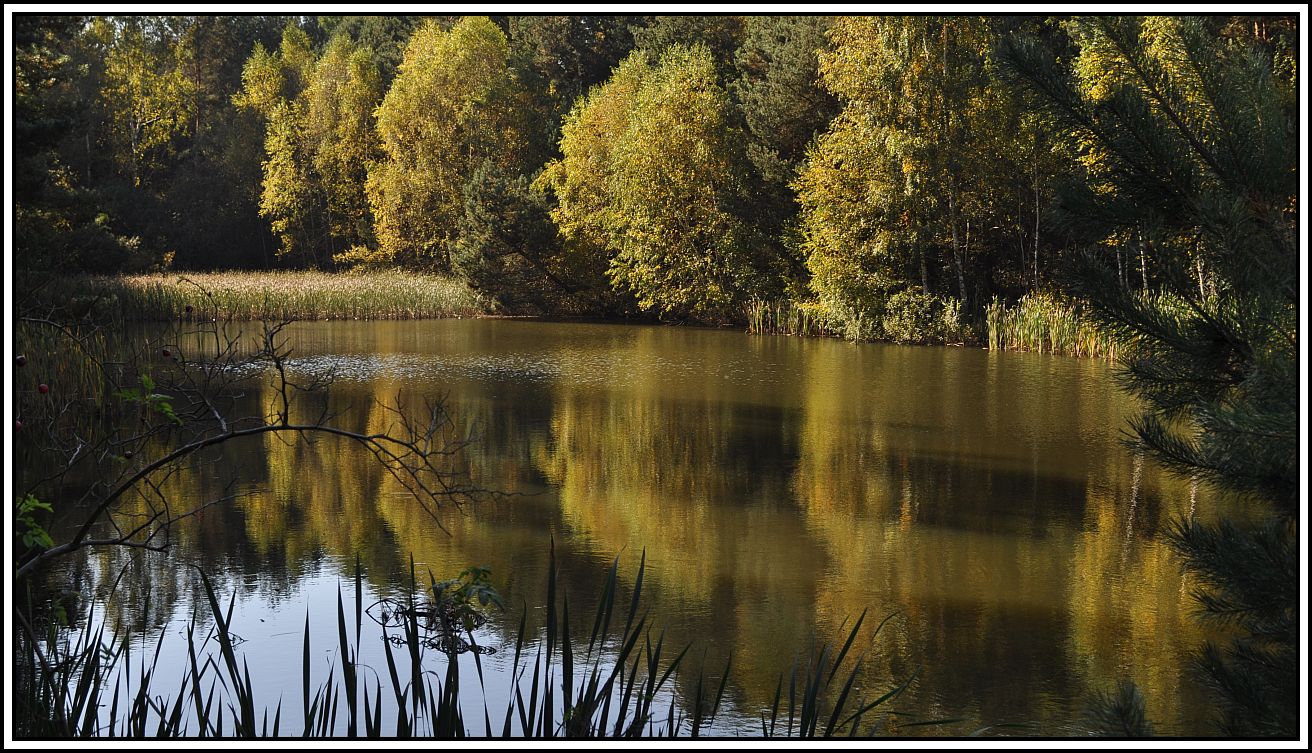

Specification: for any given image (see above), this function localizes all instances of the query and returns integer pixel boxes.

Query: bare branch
[16,303,491,582]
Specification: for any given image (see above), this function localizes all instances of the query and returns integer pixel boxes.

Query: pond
[35,318,1225,736]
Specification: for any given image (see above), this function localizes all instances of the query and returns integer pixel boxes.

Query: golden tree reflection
[54,321,1238,734]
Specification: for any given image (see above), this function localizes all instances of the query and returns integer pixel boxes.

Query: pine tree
[14,15,141,273]
[453,161,570,313]
[1003,16,1298,737]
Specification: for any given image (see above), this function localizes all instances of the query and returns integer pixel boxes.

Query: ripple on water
[286,352,563,384]
[285,349,801,392]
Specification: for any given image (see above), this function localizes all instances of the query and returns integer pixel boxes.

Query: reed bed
[985,293,1116,359]
[14,321,125,415]
[16,547,931,739]
[27,271,488,322]
[745,299,829,337]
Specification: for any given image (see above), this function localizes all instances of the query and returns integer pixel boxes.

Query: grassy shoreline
[25,272,1113,360]
[984,292,1116,359]
[24,270,489,322]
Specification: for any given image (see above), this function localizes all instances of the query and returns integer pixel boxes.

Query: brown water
[45,318,1226,735]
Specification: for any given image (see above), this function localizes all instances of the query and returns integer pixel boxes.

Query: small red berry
[124,450,134,459]
[15,420,22,431]
[38,383,50,394]
[162,348,172,358]
[16,355,27,367]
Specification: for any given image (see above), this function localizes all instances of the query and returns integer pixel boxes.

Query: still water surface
[53,319,1223,735]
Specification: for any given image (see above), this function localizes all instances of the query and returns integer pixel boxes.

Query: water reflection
[45,319,1226,735]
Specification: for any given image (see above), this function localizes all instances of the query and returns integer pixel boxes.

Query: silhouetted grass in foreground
[16,545,941,739]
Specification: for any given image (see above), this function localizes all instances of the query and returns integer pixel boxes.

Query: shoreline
[23,270,1111,358]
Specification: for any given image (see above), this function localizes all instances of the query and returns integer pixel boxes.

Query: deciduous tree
[543,45,773,322]
[366,17,532,270]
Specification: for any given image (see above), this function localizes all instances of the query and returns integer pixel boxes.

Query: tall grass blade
[623,550,646,640]
[380,626,408,738]
[828,608,866,686]
[196,569,254,736]
[561,592,573,731]
[302,609,311,737]
[405,558,424,721]
[545,538,558,664]
[824,660,864,737]
[768,674,782,737]
[836,669,919,731]
[691,668,705,738]
[710,650,732,726]
[587,556,619,660]
[525,644,541,737]
[786,658,797,736]
[336,585,357,737]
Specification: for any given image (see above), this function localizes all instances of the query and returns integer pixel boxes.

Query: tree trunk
[1017,195,1027,293]
[920,243,930,293]
[1033,165,1041,289]
[948,179,968,307]
[1138,231,1149,292]
[941,20,968,308]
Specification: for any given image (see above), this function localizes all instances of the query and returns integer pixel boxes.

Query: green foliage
[1084,680,1154,737]
[604,45,768,321]
[536,53,648,313]
[236,23,384,267]
[316,15,436,84]
[453,162,573,314]
[91,17,198,187]
[367,17,533,270]
[824,16,1000,309]
[14,16,158,274]
[730,16,839,298]
[430,566,505,635]
[984,292,1116,358]
[632,15,743,78]
[733,16,839,186]
[231,40,285,115]
[507,15,640,150]
[18,14,289,272]
[543,44,776,322]
[115,372,183,426]
[16,495,55,552]
[1169,518,1298,736]
[880,289,963,345]
[20,12,1270,341]
[308,36,384,256]
[794,103,905,339]
[157,17,290,270]
[799,17,1072,340]
[1004,15,1298,737]
[257,100,315,260]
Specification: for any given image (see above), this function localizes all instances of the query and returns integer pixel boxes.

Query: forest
[11,13,1301,739]
[15,15,1296,341]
